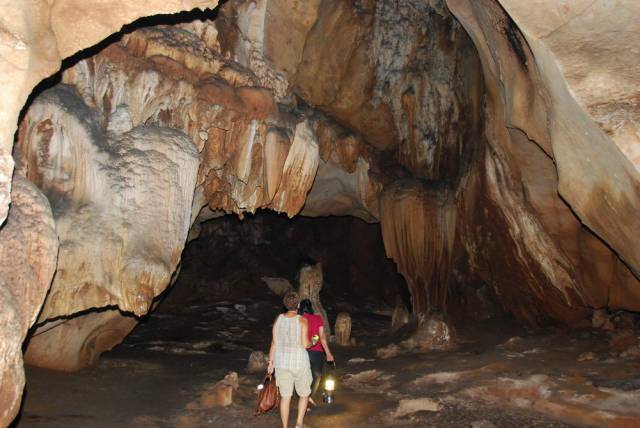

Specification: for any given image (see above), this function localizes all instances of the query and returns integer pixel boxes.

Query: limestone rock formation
[493,0,640,274]
[0,177,58,426]
[334,312,352,347]
[261,277,293,297]
[381,181,457,315]
[0,0,216,227]
[190,371,239,409]
[298,263,330,334]
[391,302,410,332]
[402,314,457,352]
[24,310,137,372]
[15,85,200,369]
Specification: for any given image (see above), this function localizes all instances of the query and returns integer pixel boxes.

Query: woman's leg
[280,396,291,428]
[295,395,309,427]
[307,351,324,398]
[277,369,294,428]
[294,367,312,427]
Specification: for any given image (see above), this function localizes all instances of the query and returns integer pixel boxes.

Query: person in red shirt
[298,299,334,406]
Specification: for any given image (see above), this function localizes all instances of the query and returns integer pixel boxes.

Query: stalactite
[380,180,457,315]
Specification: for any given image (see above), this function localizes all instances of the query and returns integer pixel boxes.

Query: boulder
[402,314,457,352]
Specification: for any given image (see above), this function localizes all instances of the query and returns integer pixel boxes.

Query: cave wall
[0,2,215,425]
[0,0,639,424]
[446,0,640,323]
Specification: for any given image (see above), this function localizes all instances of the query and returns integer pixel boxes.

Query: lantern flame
[324,378,335,391]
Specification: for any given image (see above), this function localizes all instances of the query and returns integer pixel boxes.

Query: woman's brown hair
[283,291,300,311]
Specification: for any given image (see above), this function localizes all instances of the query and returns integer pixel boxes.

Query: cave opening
[3,0,640,427]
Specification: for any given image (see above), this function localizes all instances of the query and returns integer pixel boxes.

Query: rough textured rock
[0,177,58,427]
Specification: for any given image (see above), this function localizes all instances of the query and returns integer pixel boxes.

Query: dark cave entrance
[173,211,409,313]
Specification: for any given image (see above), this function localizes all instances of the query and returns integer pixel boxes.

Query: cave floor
[14,294,640,428]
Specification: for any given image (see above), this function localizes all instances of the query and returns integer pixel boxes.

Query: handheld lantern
[322,361,337,404]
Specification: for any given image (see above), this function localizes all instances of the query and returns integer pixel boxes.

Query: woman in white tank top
[268,292,311,428]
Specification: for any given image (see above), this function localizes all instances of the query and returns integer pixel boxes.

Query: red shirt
[303,313,324,352]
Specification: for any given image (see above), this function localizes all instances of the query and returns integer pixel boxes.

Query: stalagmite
[391,302,410,331]
[297,263,330,334]
[334,312,352,346]
[247,351,269,373]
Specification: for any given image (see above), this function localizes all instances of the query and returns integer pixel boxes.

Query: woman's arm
[300,317,310,349]
[267,316,278,374]
[319,326,334,362]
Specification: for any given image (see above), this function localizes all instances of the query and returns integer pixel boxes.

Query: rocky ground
[13,289,640,427]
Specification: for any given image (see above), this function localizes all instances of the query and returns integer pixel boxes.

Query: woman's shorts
[275,366,312,397]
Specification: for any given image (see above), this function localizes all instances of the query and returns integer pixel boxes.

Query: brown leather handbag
[256,373,279,414]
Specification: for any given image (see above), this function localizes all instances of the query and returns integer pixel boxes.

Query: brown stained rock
[463,374,640,428]
[334,312,352,347]
[262,0,322,79]
[0,177,58,426]
[263,129,292,203]
[25,310,137,371]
